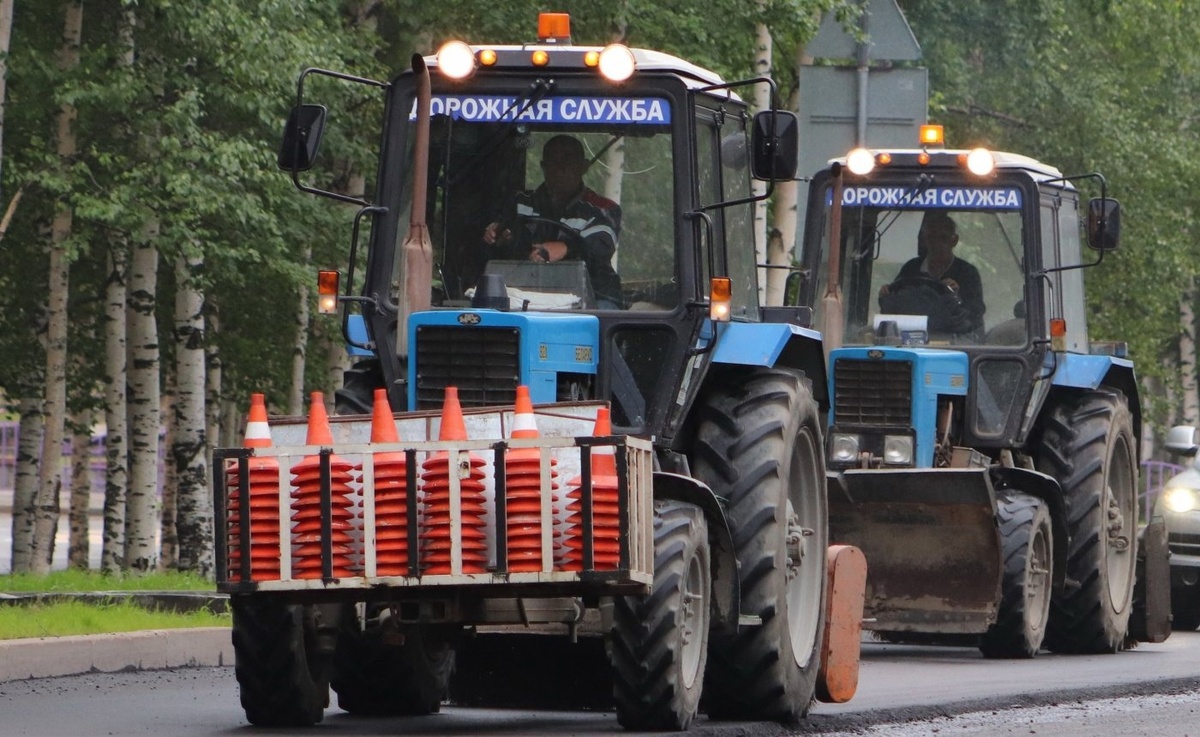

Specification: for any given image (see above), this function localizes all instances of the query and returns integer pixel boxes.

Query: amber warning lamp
[538,12,572,43]
[317,270,340,314]
[709,277,732,322]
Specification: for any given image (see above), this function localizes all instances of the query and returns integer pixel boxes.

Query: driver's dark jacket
[896,256,985,334]
[512,183,622,306]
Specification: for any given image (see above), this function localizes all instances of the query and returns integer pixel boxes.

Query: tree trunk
[172,249,212,577]
[751,16,773,302]
[125,221,161,573]
[67,411,93,570]
[102,240,130,573]
[0,0,14,190]
[1180,279,1198,425]
[159,377,177,570]
[31,1,83,575]
[289,244,312,416]
[10,396,43,573]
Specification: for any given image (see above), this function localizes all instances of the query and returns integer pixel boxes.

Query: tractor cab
[287,13,799,441]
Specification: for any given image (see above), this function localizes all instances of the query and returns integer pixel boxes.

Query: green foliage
[0,600,228,641]
[0,569,215,593]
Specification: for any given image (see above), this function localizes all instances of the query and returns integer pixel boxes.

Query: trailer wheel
[231,596,332,726]
[610,500,711,730]
[1171,586,1200,631]
[334,359,384,414]
[331,607,456,715]
[1037,389,1138,653]
[979,493,1052,658]
[692,368,828,722]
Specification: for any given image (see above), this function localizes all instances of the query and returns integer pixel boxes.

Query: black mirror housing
[1087,197,1121,252]
[750,110,799,182]
[278,104,328,172]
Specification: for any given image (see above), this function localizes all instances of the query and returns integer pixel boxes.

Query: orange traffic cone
[560,406,621,571]
[420,386,488,575]
[504,386,557,573]
[227,393,283,582]
[289,391,359,579]
[369,388,412,576]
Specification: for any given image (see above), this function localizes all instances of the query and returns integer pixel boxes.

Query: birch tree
[67,410,92,570]
[31,0,83,575]
[172,246,212,576]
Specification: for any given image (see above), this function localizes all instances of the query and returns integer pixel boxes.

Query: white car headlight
[883,435,914,465]
[830,433,861,463]
[1164,487,1198,514]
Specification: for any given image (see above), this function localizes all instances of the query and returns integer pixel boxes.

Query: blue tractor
[215,14,863,731]
[797,129,1170,657]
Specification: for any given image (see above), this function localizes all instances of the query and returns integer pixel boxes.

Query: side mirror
[750,110,799,182]
[1086,197,1121,252]
[277,104,328,172]
[1164,425,1200,457]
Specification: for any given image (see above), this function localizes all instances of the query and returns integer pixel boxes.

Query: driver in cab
[484,134,622,309]
[879,211,985,337]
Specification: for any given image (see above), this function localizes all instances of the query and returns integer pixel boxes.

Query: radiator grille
[833,358,913,427]
[415,326,521,409]
[1168,531,1200,558]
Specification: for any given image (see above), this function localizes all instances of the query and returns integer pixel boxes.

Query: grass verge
[0,570,227,641]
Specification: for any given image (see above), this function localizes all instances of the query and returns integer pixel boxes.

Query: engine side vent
[415,326,521,409]
[833,358,913,428]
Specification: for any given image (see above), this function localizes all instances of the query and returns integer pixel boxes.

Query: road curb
[0,627,232,683]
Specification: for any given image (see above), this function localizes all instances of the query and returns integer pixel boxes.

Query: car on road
[1157,425,1200,630]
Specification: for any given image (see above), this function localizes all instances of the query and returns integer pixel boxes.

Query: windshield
[814,182,1029,348]
[393,90,676,312]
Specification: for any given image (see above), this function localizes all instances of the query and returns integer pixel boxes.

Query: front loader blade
[829,467,1001,635]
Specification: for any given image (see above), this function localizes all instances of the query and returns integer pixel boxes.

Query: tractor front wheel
[979,493,1052,658]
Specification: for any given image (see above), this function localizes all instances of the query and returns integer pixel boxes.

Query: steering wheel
[886,275,957,298]
[515,214,587,252]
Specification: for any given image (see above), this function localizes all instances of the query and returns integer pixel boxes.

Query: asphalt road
[1,631,1198,736]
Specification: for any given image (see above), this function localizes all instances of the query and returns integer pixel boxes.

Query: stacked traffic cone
[419,386,489,575]
[559,407,621,571]
[368,388,412,576]
[289,391,359,579]
[502,386,558,573]
[226,393,281,582]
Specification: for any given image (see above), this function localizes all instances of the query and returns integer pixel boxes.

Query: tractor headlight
[830,433,861,464]
[1164,487,1199,514]
[882,435,914,466]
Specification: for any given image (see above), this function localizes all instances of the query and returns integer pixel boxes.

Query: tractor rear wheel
[692,368,828,722]
[231,596,333,726]
[610,500,711,730]
[979,493,1052,658]
[1037,389,1138,653]
[334,359,384,414]
[331,607,456,715]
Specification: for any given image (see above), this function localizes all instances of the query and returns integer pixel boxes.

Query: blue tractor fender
[710,322,827,407]
[1050,353,1141,452]
[653,471,739,636]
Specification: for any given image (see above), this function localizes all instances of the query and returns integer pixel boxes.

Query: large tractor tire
[610,500,711,731]
[331,607,456,716]
[979,493,1052,658]
[1036,389,1138,654]
[692,368,829,722]
[231,596,333,726]
[334,359,384,415]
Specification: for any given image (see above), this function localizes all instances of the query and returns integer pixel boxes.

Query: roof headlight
[846,147,875,176]
[436,40,476,80]
[966,147,995,176]
[598,44,636,82]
